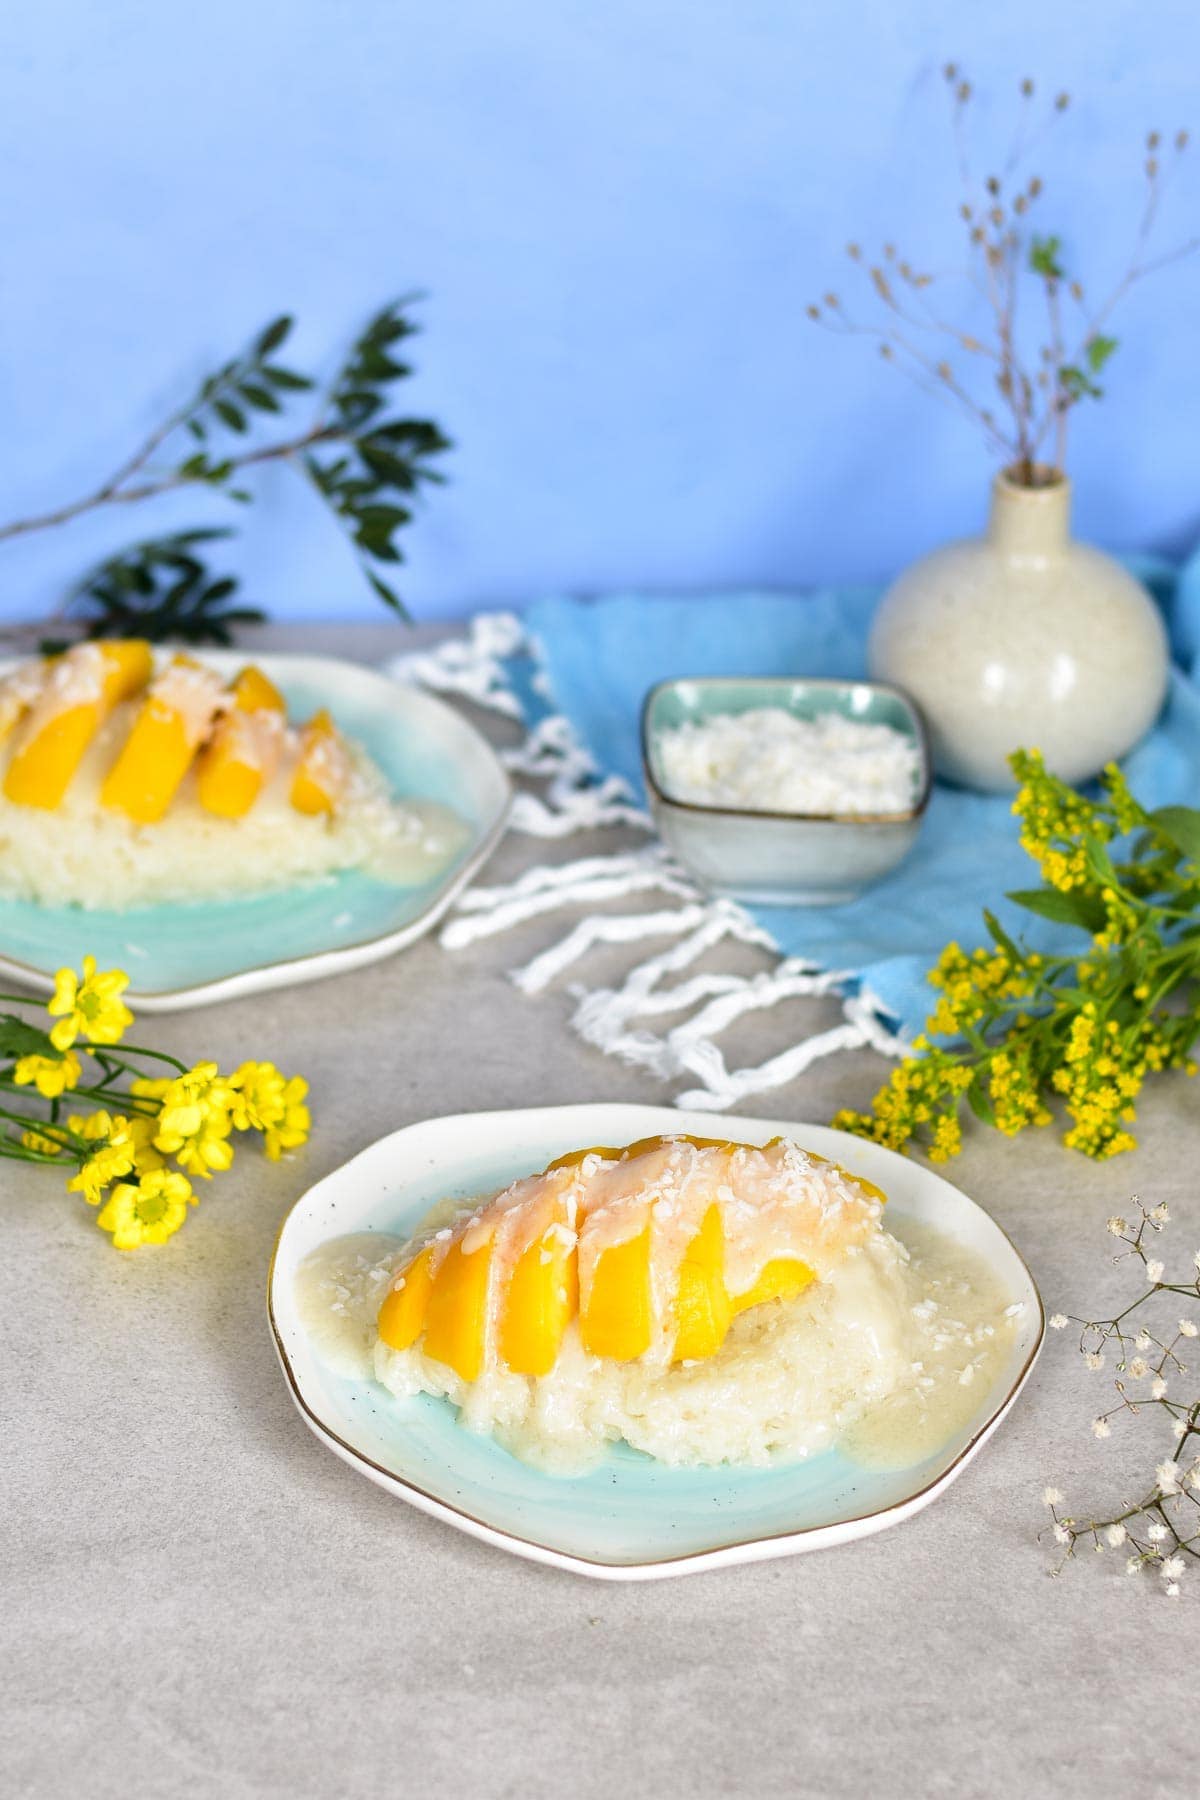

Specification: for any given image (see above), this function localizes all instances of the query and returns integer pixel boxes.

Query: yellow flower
[14,1049,82,1098]
[150,1062,235,1179]
[21,1126,67,1156]
[96,1169,195,1250]
[226,1060,287,1132]
[47,956,133,1052]
[65,1112,138,1206]
[264,1077,311,1162]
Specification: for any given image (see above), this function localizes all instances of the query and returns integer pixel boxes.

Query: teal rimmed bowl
[641,676,931,906]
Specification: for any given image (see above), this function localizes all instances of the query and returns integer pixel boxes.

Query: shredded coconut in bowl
[654,707,921,816]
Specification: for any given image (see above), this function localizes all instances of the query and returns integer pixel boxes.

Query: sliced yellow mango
[580,1226,652,1361]
[422,1236,493,1381]
[4,640,152,810]
[498,1217,579,1376]
[195,664,287,819]
[377,1244,437,1351]
[730,1257,815,1317]
[290,709,348,817]
[672,1203,732,1363]
[101,655,224,823]
[832,1163,888,1208]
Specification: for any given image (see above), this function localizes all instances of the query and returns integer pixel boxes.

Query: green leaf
[238,381,281,413]
[982,908,1021,961]
[255,314,293,357]
[213,399,247,433]
[1086,334,1118,374]
[1149,805,1200,864]
[965,1075,997,1128]
[1059,364,1103,403]
[0,1014,57,1060]
[261,364,313,391]
[365,568,409,620]
[1030,234,1064,279]
[1006,886,1108,931]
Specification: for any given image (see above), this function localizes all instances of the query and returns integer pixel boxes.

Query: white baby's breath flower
[1042,1487,1064,1507]
[1146,1259,1165,1283]
[1085,1351,1105,1371]
[1179,1319,1198,1338]
[1136,1330,1153,1352]
[1107,1216,1127,1237]
[1188,1465,1200,1490]
[1156,1460,1181,1492]
[1126,1555,1143,1576]
[1152,1376,1168,1399]
[1166,1581,1181,1597]
[1173,1419,1188,1439]
[1147,1521,1168,1541]
[1053,1523,1071,1546]
[1105,1523,1127,1547]
[1193,1248,1200,1272]
[1150,1203,1170,1224]
[1092,1418,1112,1439]
[1049,1313,1068,1330]
[1161,1554,1185,1580]
[1129,1357,1149,1380]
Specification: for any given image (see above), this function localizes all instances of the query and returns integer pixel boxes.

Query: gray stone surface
[2,624,1198,1799]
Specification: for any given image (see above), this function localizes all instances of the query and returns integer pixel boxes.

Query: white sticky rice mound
[374,1230,922,1474]
[0,701,467,910]
[656,707,920,816]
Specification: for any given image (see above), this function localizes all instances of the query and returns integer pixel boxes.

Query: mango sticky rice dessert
[0,642,469,909]
[297,1132,1022,1473]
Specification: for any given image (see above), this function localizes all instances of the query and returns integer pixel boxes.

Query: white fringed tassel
[404,612,909,1112]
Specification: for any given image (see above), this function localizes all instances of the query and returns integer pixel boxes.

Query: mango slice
[101,655,225,823]
[580,1226,652,1361]
[290,709,350,817]
[498,1215,579,1376]
[672,1204,732,1363]
[422,1236,493,1382]
[4,640,152,810]
[730,1257,814,1316]
[378,1244,437,1351]
[195,664,287,819]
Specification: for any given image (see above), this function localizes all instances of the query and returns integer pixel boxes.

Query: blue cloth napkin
[524,555,1200,1037]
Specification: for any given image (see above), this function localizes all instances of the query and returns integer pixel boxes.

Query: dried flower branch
[809,68,1197,484]
[1042,1198,1200,1595]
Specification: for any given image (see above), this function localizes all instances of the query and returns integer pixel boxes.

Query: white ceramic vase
[866,467,1170,790]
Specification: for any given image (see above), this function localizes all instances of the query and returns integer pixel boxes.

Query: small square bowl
[640,676,931,906]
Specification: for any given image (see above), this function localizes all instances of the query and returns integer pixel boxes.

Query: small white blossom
[1085,1351,1105,1371]
[1166,1581,1181,1597]
[1156,1460,1181,1492]
[1105,1523,1127,1547]
[1193,1248,1200,1271]
[1129,1357,1149,1380]
[1092,1418,1112,1439]
[1053,1523,1071,1546]
[1126,1555,1143,1576]
[1042,1487,1064,1507]
[1179,1319,1198,1338]
[1188,1465,1200,1490]
[1174,1419,1188,1439]
[1146,1259,1165,1283]
[1152,1376,1168,1399]
[1107,1216,1127,1237]
[1150,1203,1170,1224]
[1136,1331,1153,1352]
[1148,1522,1168,1541]
[1049,1313,1068,1330]
[1161,1554,1185,1579]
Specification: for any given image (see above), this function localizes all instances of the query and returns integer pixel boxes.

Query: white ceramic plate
[269,1103,1044,1581]
[0,651,510,1011]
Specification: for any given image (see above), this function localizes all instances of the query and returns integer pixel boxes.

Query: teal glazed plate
[268,1103,1044,1581]
[0,651,510,1011]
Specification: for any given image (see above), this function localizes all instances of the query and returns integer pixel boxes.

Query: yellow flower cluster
[0,958,312,1250]
[836,751,1200,1165]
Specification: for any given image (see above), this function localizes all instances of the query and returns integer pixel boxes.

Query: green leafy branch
[2,300,451,639]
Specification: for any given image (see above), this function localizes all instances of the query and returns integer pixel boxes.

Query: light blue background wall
[0,1,1197,624]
